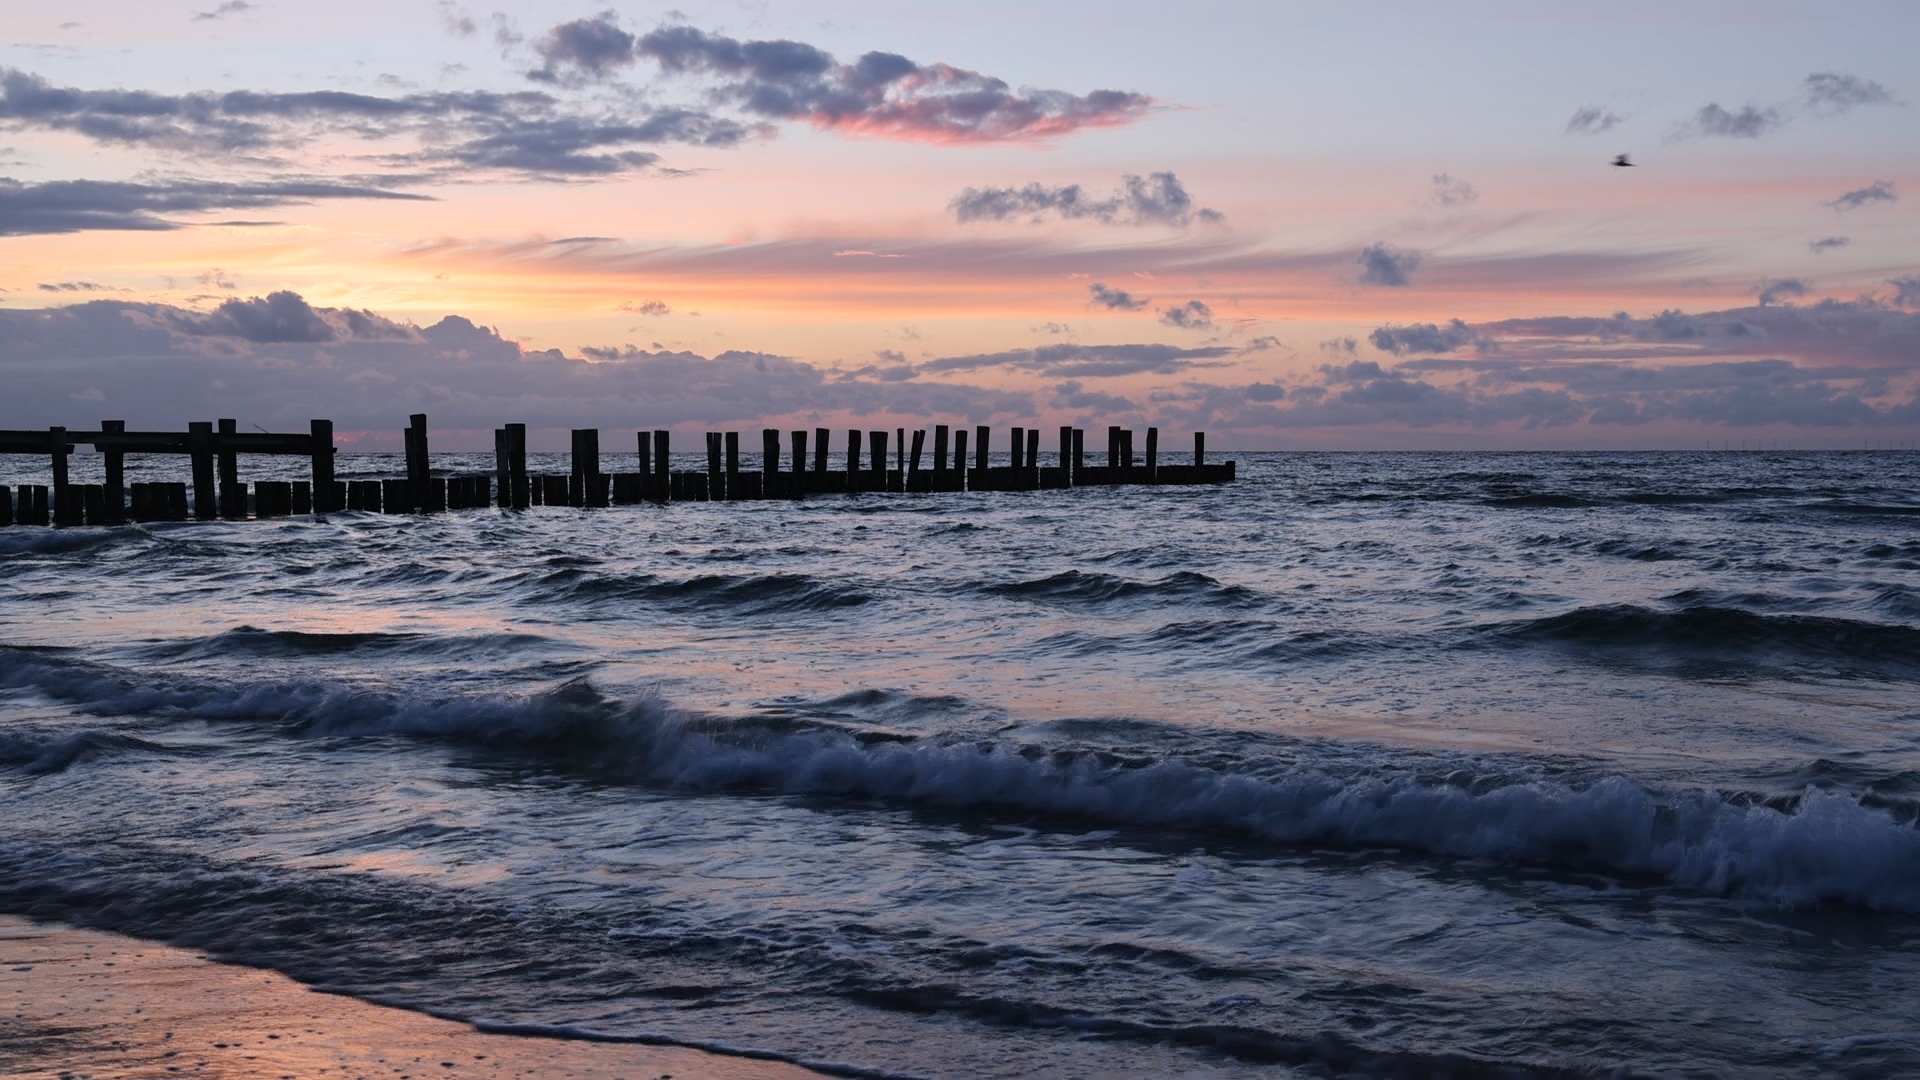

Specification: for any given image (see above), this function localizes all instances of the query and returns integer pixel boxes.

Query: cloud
[950,171,1220,226]
[634,25,1151,143]
[38,281,110,292]
[1826,180,1897,212]
[0,295,1032,432]
[1088,282,1148,311]
[1674,103,1784,139]
[530,12,638,83]
[0,67,750,178]
[1892,277,1920,311]
[1803,72,1898,114]
[1464,302,1920,368]
[0,177,429,236]
[1158,300,1213,330]
[1755,277,1809,306]
[1319,337,1357,355]
[919,341,1236,378]
[1565,105,1625,135]
[1809,236,1851,254]
[437,2,477,37]
[623,299,670,315]
[1427,173,1477,207]
[1369,319,1476,355]
[191,1,251,22]
[1356,243,1420,287]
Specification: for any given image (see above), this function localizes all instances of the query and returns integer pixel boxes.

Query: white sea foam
[7,648,1918,912]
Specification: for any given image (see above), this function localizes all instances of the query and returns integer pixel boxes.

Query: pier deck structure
[0,415,1233,525]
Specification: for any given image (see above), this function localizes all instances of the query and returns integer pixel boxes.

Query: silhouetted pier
[0,415,1232,525]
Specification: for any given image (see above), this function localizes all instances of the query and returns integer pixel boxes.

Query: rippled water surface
[4,450,1920,1078]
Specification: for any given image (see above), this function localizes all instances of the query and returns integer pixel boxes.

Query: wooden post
[976,425,989,471]
[101,420,125,523]
[1195,431,1205,466]
[406,413,429,512]
[813,427,829,475]
[707,432,724,498]
[217,419,238,488]
[1146,427,1158,480]
[310,419,337,512]
[1059,425,1073,486]
[724,431,741,500]
[189,422,215,519]
[0,485,10,527]
[933,425,948,476]
[653,431,670,501]
[1122,429,1134,474]
[1107,426,1120,469]
[1073,428,1085,474]
[763,428,780,475]
[49,426,72,526]
[1010,426,1024,471]
[895,427,905,490]
[1025,428,1040,480]
[847,429,862,479]
[636,429,652,479]
[953,428,969,487]
[506,423,529,508]
[870,429,887,476]
[909,429,926,477]
[791,429,807,497]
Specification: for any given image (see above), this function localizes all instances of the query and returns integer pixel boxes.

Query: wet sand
[0,915,830,1080]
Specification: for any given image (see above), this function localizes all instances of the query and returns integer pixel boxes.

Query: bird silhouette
[1612,153,1636,167]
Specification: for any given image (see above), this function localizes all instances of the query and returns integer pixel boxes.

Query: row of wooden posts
[0,415,1232,525]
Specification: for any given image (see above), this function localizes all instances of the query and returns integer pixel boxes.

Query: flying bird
[1612,154,1636,167]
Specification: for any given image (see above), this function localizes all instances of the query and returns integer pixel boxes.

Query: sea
[3,449,1919,1079]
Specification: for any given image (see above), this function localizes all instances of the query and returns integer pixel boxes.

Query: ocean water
[3,449,1919,1078]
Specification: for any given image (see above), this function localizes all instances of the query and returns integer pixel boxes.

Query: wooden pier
[0,416,1232,525]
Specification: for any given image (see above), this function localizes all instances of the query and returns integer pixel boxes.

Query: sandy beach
[0,915,828,1080]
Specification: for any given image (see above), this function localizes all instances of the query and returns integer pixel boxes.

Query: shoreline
[0,914,831,1080]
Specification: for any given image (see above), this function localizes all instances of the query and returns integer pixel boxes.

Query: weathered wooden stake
[975,425,989,471]
[707,432,724,498]
[406,413,430,511]
[1072,428,1085,474]
[189,421,215,519]
[49,427,72,526]
[1011,426,1025,471]
[870,429,887,476]
[635,429,651,480]
[1194,431,1205,465]
[1058,426,1073,486]
[953,428,968,483]
[218,419,239,488]
[98,420,125,523]
[1146,427,1159,480]
[653,431,670,500]
[813,427,829,475]
[909,429,926,480]
[763,428,781,475]
[1025,429,1040,479]
[847,429,862,478]
[507,423,529,508]
[1107,425,1120,469]
[933,425,948,476]
[310,419,337,512]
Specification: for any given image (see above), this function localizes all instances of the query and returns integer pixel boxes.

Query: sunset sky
[2,0,1917,448]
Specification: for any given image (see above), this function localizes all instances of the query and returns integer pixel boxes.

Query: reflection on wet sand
[0,915,825,1080]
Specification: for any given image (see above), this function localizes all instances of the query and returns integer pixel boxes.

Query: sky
[1,0,1917,449]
